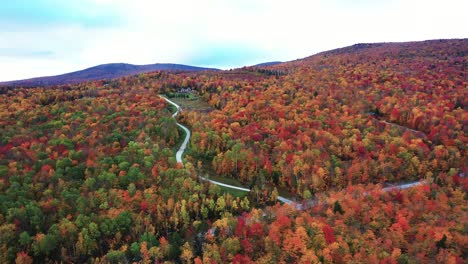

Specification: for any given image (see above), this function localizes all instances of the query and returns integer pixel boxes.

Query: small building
[177,87,192,93]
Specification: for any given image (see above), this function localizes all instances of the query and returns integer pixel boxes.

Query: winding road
[160,95,427,210]
[160,96,191,164]
[160,95,296,205]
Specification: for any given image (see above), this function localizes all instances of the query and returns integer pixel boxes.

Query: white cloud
[0,0,467,81]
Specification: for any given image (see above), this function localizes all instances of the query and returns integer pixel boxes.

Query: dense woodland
[0,39,466,263]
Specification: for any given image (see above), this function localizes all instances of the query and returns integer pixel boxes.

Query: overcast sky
[0,0,466,81]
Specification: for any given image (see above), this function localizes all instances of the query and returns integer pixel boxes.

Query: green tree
[19,232,32,248]
[130,242,141,259]
[333,200,345,214]
[105,250,127,264]
[115,211,133,235]
[32,233,58,257]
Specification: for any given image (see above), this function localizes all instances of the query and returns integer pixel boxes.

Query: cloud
[0,48,54,58]
[0,0,121,27]
[0,0,467,81]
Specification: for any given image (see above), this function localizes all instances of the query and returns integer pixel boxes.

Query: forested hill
[0,39,466,263]
[185,38,466,195]
[273,38,467,70]
[0,63,219,87]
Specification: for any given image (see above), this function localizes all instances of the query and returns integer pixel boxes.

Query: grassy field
[218,185,248,198]
[207,173,250,189]
[195,160,251,198]
[165,103,178,114]
[169,97,213,112]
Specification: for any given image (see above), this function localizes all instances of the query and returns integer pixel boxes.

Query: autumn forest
[0,39,466,263]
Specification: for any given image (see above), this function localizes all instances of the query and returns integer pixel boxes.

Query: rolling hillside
[0,63,219,87]
[0,39,466,263]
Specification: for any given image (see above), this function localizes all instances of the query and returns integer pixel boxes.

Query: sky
[0,0,466,81]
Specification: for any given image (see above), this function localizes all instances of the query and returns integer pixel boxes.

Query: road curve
[176,124,191,164]
[199,176,251,192]
[160,96,428,209]
[159,96,191,165]
[160,95,296,204]
[382,180,426,192]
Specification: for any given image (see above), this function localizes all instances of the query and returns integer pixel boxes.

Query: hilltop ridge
[0,63,219,87]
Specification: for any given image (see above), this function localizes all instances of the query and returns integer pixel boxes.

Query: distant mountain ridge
[252,61,282,67]
[0,63,219,87]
